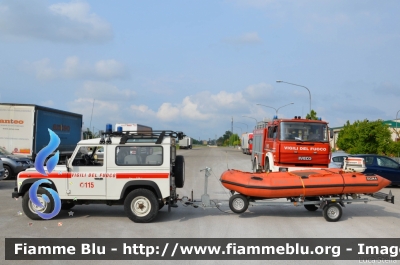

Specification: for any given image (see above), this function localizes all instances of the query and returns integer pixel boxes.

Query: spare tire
[173,155,185,188]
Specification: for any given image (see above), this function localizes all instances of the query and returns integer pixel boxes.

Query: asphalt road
[1,146,399,265]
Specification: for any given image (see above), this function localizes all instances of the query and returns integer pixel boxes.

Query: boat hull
[220,169,391,198]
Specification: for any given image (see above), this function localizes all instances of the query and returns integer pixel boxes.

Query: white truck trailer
[179,136,192,149]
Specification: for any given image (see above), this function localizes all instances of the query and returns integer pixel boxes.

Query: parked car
[0,146,34,180]
[329,151,349,168]
[349,154,400,186]
[0,159,5,179]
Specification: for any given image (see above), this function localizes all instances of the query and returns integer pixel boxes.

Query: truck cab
[13,129,185,223]
[252,116,331,172]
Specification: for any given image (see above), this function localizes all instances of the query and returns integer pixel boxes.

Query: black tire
[229,194,249,214]
[304,197,320,211]
[22,187,55,220]
[124,189,158,223]
[174,155,185,188]
[252,159,257,173]
[61,202,75,210]
[322,203,342,222]
[158,200,165,210]
[3,165,13,180]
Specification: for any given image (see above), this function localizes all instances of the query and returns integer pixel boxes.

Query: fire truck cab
[251,116,331,172]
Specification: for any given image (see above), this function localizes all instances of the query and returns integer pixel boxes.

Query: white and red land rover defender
[12,129,185,223]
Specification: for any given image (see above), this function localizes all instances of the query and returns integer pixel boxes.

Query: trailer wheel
[173,155,185,188]
[322,203,342,222]
[124,189,158,223]
[229,194,249,214]
[22,187,55,220]
[304,197,319,211]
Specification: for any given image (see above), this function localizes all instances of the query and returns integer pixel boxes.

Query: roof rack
[99,130,185,145]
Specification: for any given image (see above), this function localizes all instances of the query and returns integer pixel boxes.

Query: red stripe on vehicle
[18,172,69,179]
[116,173,169,179]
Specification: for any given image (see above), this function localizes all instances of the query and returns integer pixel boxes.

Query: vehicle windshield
[0,146,12,155]
[280,122,329,142]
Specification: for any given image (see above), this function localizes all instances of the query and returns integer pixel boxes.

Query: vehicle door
[375,156,400,185]
[67,145,107,196]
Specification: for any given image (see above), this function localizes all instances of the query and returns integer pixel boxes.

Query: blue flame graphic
[28,179,61,219]
[34,129,60,176]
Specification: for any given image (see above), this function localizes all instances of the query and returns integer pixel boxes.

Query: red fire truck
[251,116,331,172]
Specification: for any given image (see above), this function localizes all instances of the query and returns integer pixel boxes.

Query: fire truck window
[116,146,163,166]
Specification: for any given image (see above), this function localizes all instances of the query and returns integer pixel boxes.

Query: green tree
[229,133,240,146]
[337,119,392,154]
[306,109,318,120]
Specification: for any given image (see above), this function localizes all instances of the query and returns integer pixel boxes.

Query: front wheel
[124,189,158,223]
[3,165,13,180]
[322,203,342,222]
[22,187,54,220]
[229,194,249,214]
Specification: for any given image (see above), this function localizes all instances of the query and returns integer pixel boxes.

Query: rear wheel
[124,189,158,223]
[322,203,342,222]
[174,155,185,188]
[22,187,54,220]
[229,194,249,214]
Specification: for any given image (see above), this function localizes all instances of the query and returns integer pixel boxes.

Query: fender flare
[120,180,163,200]
[19,178,58,196]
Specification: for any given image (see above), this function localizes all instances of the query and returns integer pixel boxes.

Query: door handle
[94,178,103,180]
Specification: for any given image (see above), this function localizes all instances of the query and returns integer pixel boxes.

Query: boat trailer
[179,167,395,222]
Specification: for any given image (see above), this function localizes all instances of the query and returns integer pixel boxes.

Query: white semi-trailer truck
[179,136,192,149]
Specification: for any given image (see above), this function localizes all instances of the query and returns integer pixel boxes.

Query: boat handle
[251,176,263,181]
[301,176,309,179]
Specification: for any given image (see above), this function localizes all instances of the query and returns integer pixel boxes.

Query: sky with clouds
[1,0,399,140]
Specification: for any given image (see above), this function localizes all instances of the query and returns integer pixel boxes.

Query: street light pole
[256,102,294,115]
[236,122,248,133]
[276,80,311,114]
[242,115,258,129]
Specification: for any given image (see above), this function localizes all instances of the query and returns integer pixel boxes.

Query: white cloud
[223,32,262,45]
[79,81,135,101]
[23,58,57,80]
[0,0,112,43]
[23,56,128,80]
[157,103,180,122]
[95,60,127,79]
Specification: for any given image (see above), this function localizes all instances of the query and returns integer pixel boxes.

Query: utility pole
[231,117,233,136]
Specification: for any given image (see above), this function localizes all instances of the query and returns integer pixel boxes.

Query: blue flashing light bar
[106,124,112,133]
